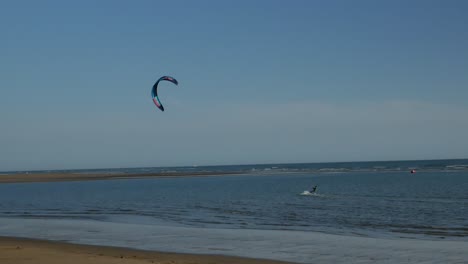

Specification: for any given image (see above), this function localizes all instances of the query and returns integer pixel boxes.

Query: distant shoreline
[2,167,468,184]
[0,171,242,184]
[2,158,467,181]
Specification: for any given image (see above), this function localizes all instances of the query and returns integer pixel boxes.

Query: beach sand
[0,171,240,184]
[0,237,292,264]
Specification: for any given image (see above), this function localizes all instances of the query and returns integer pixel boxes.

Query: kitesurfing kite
[151,76,178,111]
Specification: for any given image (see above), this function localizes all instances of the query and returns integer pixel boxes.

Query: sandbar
[0,171,240,184]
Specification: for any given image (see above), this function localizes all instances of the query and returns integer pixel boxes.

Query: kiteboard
[299,190,320,196]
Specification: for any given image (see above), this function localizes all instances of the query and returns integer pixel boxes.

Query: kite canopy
[151,76,178,112]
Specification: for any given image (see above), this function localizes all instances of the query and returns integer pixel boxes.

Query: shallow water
[1,217,467,264]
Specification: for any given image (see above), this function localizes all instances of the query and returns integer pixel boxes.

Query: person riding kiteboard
[310,185,318,193]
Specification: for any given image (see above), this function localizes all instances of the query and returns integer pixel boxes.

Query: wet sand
[0,171,240,184]
[0,236,292,264]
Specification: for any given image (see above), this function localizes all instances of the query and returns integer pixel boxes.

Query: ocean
[1,159,467,239]
[0,159,467,263]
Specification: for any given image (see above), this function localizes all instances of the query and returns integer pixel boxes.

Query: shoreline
[2,170,463,185]
[1,217,468,263]
[0,236,292,264]
[0,171,242,184]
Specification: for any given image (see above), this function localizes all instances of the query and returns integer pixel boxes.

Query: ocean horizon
[3,158,468,175]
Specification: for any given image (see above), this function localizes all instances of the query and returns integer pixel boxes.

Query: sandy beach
[0,236,292,264]
[0,171,240,184]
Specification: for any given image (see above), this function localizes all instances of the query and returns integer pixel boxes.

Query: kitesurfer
[311,185,318,193]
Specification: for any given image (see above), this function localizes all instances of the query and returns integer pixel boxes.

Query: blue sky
[1,0,468,171]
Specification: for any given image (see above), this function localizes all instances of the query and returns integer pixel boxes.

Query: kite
[151,76,178,112]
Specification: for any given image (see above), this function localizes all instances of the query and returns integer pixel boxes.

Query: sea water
[0,160,467,240]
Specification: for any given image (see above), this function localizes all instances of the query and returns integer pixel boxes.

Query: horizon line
[2,157,467,174]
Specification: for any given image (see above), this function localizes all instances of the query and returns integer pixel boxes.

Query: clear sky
[1,0,468,171]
